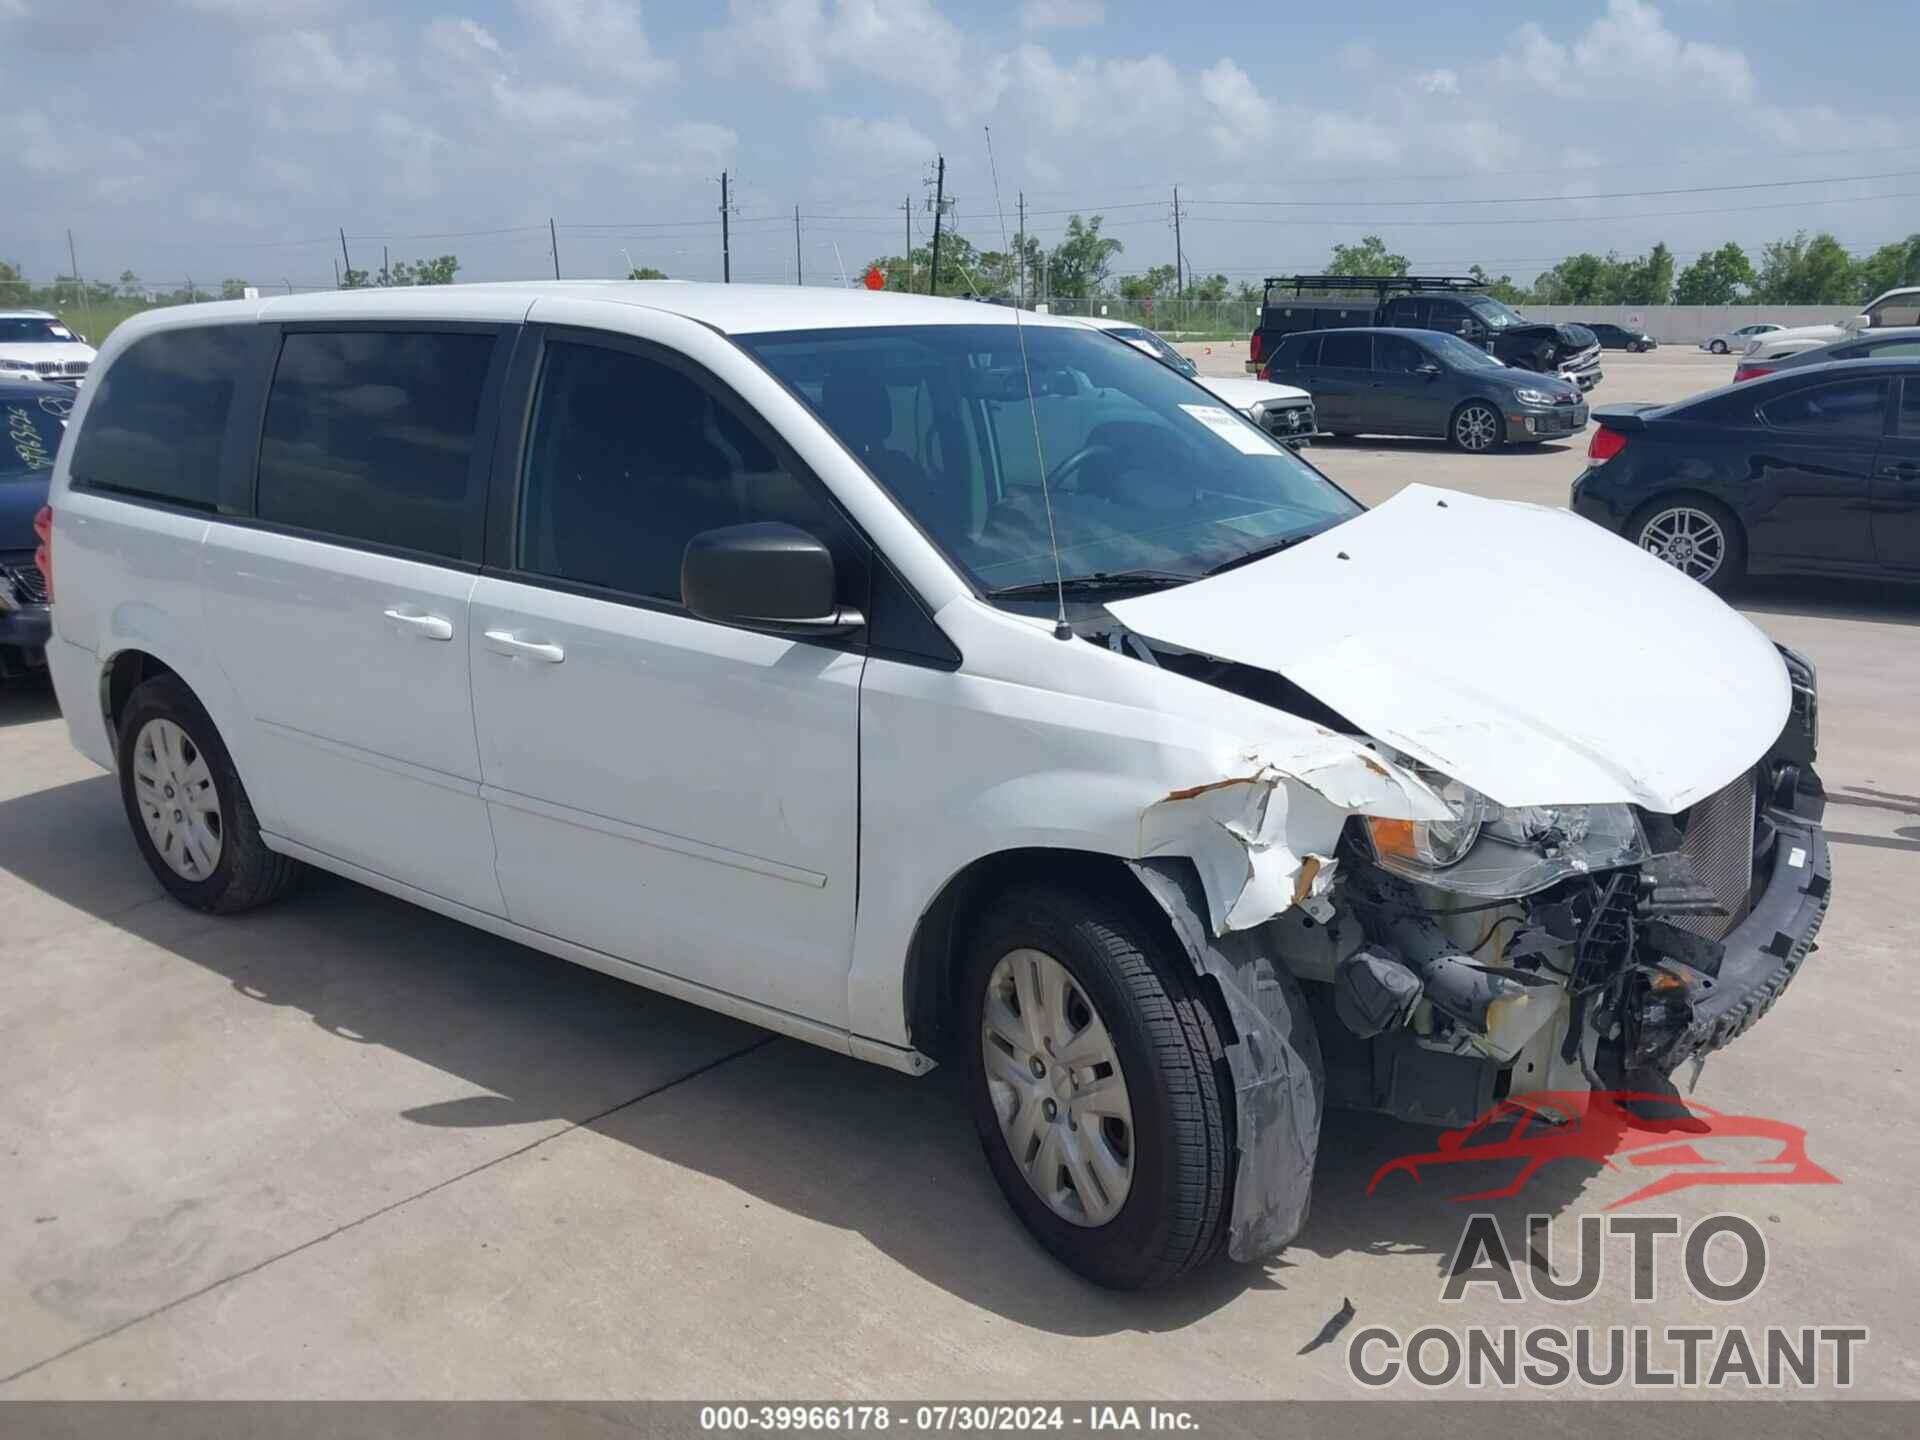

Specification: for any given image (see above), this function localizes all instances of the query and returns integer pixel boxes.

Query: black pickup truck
[1248,275,1603,392]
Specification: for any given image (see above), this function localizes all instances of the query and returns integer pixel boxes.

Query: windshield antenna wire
[983,125,1071,640]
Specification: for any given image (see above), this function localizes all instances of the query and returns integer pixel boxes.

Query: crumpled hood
[1109,484,1790,814]
[1195,374,1311,410]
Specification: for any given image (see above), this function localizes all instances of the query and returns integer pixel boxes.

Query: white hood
[0,340,95,372]
[1743,320,1851,354]
[1109,484,1789,813]
[1195,374,1311,410]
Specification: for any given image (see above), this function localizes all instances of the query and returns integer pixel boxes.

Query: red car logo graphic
[1367,1091,1838,1208]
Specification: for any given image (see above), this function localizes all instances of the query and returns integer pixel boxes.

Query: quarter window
[1760,378,1888,437]
[256,330,496,559]
[517,340,848,605]
[68,326,255,507]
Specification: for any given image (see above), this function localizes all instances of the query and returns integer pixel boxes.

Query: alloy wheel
[980,948,1135,1227]
[131,718,223,880]
[1639,505,1727,583]
[1455,404,1500,452]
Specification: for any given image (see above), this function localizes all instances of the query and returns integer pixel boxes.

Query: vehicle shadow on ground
[0,774,1595,1340]
[1315,436,1578,457]
[0,675,57,728]
[1736,574,1920,628]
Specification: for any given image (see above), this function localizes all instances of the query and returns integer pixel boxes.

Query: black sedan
[1261,327,1586,451]
[1571,358,1920,593]
[1581,322,1658,352]
[1,378,66,677]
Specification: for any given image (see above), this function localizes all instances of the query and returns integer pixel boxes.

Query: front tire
[1710,339,1728,355]
[1451,401,1506,452]
[116,673,300,912]
[964,884,1233,1290]
[1629,496,1746,595]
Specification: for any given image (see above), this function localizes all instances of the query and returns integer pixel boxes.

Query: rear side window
[1275,334,1319,368]
[68,326,253,507]
[1760,378,1888,437]
[1320,333,1371,369]
[517,339,850,605]
[256,330,496,559]
[1902,379,1920,435]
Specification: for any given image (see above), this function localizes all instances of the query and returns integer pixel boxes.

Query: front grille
[1670,771,1758,940]
[63,360,89,375]
[3,563,47,606]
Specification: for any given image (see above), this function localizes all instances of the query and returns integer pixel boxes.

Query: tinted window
[1320,333,1371,369]
[1375,335,1429,373]
[1867,293,1920,328]
[1382,298,1426,327]
[518,340,848,604]
[1868,339,1920,357]
[257,330,495,559]
[1903,378,1920,435]
[3,391,66,477]
[1276,334,1319,368]
[68,326,254,507]
[1761,378,1888,436]
[0,317,77,344]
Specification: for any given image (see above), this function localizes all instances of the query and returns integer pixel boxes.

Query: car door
[1873,374,1920,573]
[201,320,514,914]
[1745,375,1887,570]
[1310,332,1372,432]
[466,320,865,1026]
[1372,333,1448,436]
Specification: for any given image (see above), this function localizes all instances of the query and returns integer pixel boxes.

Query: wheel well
[901,848,1232,1064]
[102,650,177,739]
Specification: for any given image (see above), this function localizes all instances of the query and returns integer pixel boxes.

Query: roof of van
[230,281,1078,337]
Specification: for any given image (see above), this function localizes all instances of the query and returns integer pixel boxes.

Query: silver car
[1699,322,1782,355]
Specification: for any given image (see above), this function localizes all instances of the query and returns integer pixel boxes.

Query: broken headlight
[1364,761,1648,898]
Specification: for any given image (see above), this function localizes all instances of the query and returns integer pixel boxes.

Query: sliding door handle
[484,629,565,664]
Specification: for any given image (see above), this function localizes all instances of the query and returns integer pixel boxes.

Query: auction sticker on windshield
[1179,403,1275,455]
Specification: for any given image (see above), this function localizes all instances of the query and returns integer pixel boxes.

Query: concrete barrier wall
[1522,305,1856,346]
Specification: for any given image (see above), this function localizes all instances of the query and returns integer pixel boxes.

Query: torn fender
[1138,737,1448,936]
[1129,858,1325,1263]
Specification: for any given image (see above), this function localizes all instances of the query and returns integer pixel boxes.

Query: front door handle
[484,629,565,664]
[1879,461,1920,479]
[383,607,454,641]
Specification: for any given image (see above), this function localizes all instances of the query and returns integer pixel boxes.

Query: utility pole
[794,205,803,286]
[550,217,561,279]
[66,228,94,335]
[1172,185,1184,305]
[382,245,389,287]
[903,195,912,283]
[928,154,946,297]
[1016,190,1026,308]
[338,227,352,284]
[333,258,341,289]
[719,171,731,283]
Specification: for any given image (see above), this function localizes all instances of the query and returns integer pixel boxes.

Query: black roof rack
[1263,274,1488,298]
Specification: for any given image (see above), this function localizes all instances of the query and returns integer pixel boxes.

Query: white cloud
[1414,67,1460,95]
[711,0,987,120]
[256,30,395,96]
[1198,58,1274,149]
[820,114,936,175]
[1022,0,1104,29]
[1490,0,1753,102]
[517,0,674,87]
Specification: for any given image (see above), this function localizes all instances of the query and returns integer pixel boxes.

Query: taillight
[33,504,52,601]
[1587,427,1629,463]
[1733,365,1773,382]
[1249,332,1264,365]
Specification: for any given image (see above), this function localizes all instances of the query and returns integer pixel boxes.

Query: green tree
[1046,215,1123,299]
[1535,253,1609,305]
[385,254,460,286]
[1854,234,1920,299]
[1611,242,1674,305]
[1754,231,1856,304]
[1469,264,1528,305]
[1118,264,1178,303]
[1672,242,1755,305]
[219,278,250,300]
[1327,235,1408,277]
[625,266,669,280]
[341,267,372,289]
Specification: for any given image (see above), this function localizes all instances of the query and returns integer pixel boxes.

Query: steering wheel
[1045,442,1119,494]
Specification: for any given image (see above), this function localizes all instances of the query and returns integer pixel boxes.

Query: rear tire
[1628,495,1747,596]
[963,884,1233,1290]
[116,673,300,912]
[1710,339,1728,355]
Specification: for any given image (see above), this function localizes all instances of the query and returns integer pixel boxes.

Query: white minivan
[41,283,1829,1289]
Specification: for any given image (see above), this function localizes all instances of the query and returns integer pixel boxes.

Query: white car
[1074,315,1318,444]
[0,309,97,383]
[40,283,1829,1289]
[1738,286,1920,362]
[1699,322,1782,355]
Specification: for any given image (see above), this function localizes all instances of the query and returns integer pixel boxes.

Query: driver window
[1867,293,1920,328]
[1376,335,1428,373]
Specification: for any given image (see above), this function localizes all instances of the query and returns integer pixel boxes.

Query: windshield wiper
[985,569,1198,600]
[1200,533,1317,578]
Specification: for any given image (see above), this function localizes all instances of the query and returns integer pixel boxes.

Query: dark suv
[1261,327,1588,451]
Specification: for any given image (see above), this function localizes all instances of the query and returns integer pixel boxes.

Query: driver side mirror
[1415,362,1442,378]
[1844,313,1871,332]
[681,522,864,637]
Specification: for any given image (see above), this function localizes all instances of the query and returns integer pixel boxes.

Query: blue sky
[2,0,1915,292]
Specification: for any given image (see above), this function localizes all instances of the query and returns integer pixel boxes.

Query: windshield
[4,392,66,476]
[0,318,77,345]
[1424,331,1506,368]
[1467,298,1523,330]
[1106,326,1189,368]
[739,323,1360,597]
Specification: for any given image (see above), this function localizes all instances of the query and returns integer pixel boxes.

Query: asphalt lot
[3,348,1918,1399]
